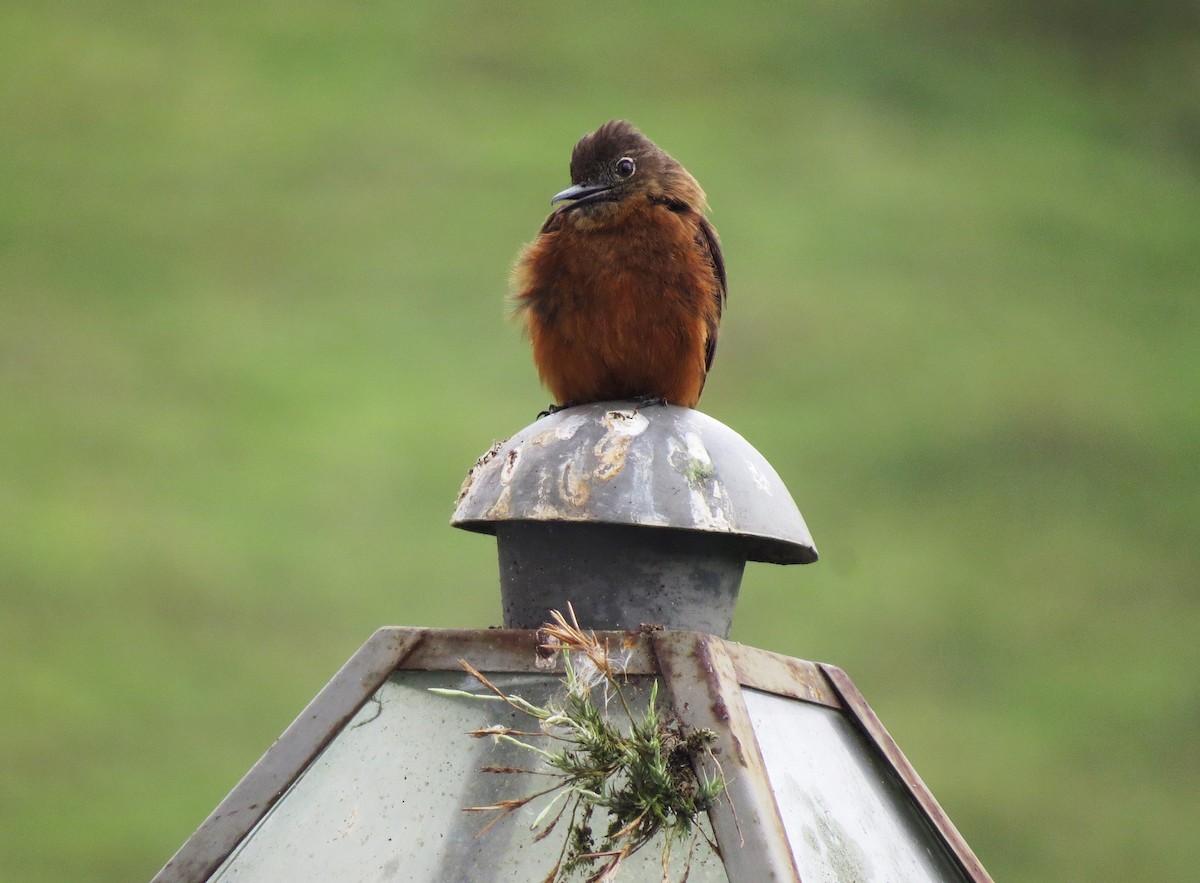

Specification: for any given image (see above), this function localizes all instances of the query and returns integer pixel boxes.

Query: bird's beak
[551,182,613,205]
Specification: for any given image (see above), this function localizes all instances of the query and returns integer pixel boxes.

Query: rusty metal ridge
[398,627,660,674]
[652,632,803,883]
[152,627,429,883]
[818,664,994,883]
[723,641,842,710]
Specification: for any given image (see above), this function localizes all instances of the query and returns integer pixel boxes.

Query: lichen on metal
[452,401,817,565]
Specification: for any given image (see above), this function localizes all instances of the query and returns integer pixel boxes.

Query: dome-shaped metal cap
[452,402,817,565]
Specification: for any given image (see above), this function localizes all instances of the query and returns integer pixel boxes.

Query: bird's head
[550,120,707,222]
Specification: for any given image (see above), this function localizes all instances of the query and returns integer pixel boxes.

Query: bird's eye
[615,157,636,178]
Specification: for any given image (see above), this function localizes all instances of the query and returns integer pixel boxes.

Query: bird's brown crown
[567,119,707,212]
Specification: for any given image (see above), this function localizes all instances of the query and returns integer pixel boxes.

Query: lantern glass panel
[211,670,727,882]
[744,688,968,882]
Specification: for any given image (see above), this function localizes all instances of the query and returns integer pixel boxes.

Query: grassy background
[2,2,1197,880]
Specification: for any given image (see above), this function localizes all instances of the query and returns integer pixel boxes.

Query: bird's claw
[537,401,579,419]
[537,397,664,419]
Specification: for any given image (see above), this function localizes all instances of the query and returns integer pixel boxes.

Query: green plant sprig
[430,606,726,882]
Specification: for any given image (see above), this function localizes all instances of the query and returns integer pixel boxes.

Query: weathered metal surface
[452,402,818,565]
[496,521,745,635]
[400,627,661,674]
[725,641,842,709]
[819,664,995,883]
[652,631,803,883]
[152,628,427,883]
[208,671,730,882]
[155,629,991,883]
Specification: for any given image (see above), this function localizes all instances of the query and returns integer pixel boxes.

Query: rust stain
[526,502,590,521]
[455,439,504,504]
[785,657,830,704]
[710,693,730,724]
[499,447,521,483]
[727,733,747,768]
[558,450,592,507]
[691,637,747,766]
[483,483,512,520]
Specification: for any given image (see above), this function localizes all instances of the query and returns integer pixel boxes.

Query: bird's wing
[695,215,727,374]
[538,209,566,236]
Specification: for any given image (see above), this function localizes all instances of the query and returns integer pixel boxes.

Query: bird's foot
[537,401,580,419]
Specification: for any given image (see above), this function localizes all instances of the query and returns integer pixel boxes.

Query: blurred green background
[2,1,1197,880]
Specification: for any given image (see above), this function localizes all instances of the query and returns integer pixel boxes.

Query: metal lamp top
[452,401,817,565]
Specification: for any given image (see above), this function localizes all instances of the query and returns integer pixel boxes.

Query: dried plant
[430,605,726,882]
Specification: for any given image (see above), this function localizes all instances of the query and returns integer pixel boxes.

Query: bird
[511,119,726,411]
